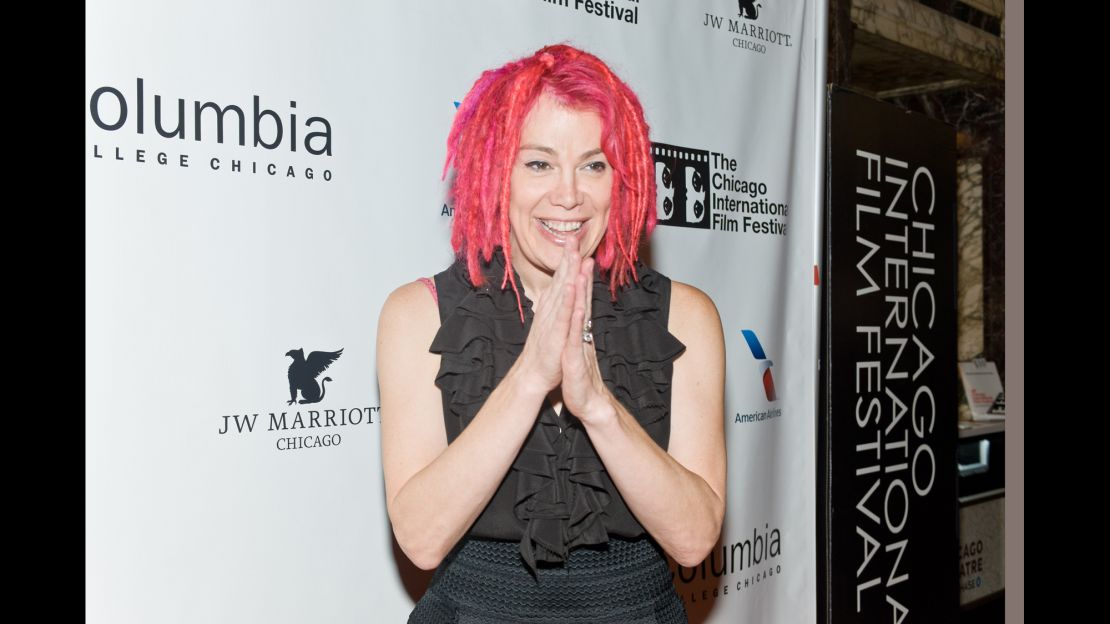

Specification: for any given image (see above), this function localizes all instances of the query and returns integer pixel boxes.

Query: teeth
[540,219,583,233]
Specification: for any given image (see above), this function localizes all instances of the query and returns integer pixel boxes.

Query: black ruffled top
[429,249,686,577]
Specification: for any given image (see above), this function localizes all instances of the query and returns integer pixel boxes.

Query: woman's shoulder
[378,279,441,340]
[665,278,723,349]
[385,278,439,309]
[615,264,717,323]
[668,279,717,314]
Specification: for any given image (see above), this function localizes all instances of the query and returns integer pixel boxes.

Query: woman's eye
[525,161,551,171]
[584,161,608,173]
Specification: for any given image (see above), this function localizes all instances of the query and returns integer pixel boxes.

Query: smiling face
[507,92,613,292]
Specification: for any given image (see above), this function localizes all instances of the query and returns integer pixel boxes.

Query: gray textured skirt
[408,535,688,623]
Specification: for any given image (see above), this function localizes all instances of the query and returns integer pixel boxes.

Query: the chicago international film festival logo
[88,78,334,183]
[652,142,787,237]
[653,142,709,229]
[734,330,781,424]
[537,0,642,25]
[701,1,793,54]
[216,345,380,451]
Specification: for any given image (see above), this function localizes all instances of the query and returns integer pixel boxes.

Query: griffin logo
[740,330,777,402]
[285,347,343,405]
[653,142,710,229]
[737,0,763,20]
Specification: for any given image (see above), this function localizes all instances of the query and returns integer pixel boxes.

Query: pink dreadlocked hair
[442,43,657,322]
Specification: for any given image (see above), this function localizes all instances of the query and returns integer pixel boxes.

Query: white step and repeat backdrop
[86,1,826,622]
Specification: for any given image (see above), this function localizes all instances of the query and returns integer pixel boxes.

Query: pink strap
[417,276,438,305]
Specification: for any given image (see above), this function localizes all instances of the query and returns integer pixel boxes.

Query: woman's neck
[515,263,555,307]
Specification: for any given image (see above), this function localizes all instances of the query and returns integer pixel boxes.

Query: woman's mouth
[536,218,586,244]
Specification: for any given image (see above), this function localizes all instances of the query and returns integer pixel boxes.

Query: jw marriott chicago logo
[216,346,380,452]
[701,1,793,54]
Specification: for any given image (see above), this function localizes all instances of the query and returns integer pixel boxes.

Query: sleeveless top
[428,249,686,577]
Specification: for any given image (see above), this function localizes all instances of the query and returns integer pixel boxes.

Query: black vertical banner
[820,87,958,624]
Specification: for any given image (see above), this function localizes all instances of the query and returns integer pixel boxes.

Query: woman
[378,44,726,623]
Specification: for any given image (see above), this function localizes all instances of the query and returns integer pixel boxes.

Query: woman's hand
[514,245,580,394]
[560,254,616,425]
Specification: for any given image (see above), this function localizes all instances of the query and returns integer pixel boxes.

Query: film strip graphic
[652,142,711,229]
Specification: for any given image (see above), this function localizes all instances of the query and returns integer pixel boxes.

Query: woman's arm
[575,280,727,568]
[378,251,582,570]
[378,282,544,570]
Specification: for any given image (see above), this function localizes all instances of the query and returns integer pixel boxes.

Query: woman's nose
[550,169,583,209]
